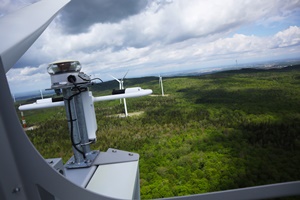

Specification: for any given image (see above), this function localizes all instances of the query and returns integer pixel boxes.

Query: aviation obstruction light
[47,60,90,88]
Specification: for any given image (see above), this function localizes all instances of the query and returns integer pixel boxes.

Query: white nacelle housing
[125,87,141,93]
[36,98,52,104]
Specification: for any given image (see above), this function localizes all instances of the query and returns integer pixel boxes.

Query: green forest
[18,65,300,199]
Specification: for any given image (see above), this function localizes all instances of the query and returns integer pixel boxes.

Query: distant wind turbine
[110,70,129,117]
[40,89,44,99]
[159,74,164,96]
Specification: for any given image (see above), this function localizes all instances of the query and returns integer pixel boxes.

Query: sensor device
[47,60,90,88]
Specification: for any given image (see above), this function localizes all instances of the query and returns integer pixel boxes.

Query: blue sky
[236,13,300,37]
[1,0,300,94]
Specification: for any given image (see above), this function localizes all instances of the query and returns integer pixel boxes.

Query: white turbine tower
[159,74,164,96]
[40,89,44,99]
[110,70,129,117]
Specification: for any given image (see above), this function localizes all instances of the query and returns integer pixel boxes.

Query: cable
[65,73,101,159]
[77,73,103,84]
[91,78,104,83]
[65,84,87,159]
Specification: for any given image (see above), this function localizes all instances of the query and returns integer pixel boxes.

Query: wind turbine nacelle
[125,87,142,93]
[112,89,125,95]
[47,60,91,88]
[112,87,142,95]
[36,98,52,104]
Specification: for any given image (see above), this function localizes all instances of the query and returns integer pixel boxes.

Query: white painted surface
[81,91,97,140]
[64,166,97,188]
[36,98,52,104]
[86,161,138,199]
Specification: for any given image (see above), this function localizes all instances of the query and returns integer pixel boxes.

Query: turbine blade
[109,74,121,83]
[122,70,129,80]
[0,0,70,73]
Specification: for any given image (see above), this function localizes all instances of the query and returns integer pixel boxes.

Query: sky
[1,0,300,94]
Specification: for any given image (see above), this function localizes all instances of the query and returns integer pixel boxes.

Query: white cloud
[192,26,300,61]
[7,64,49,93]
[6,0,300,93]
[9,25,300,93]
[273,26,300,47]
[20,0,300,60]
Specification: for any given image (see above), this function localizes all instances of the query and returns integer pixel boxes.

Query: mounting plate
[93,148,139,166]
[65,150,99,169]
